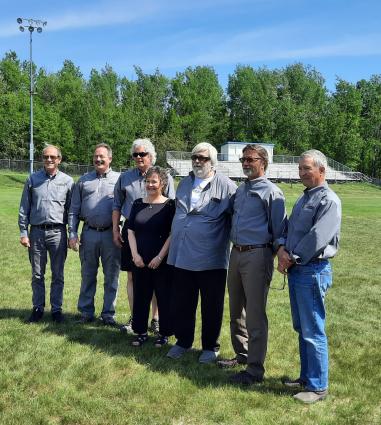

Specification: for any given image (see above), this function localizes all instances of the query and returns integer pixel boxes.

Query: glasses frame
[191,154,210,163]
[132,152,149,158]
[43,155,59,161]
[239,156,262,164]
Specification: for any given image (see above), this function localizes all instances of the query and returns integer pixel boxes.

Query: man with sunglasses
[112,138,175,333]
[166,142,237,364]
[217,144,287,385]
[18,145,74,323]
[68,143,120,326]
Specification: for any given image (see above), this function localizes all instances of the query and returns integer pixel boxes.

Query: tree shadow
[0,307,294,396]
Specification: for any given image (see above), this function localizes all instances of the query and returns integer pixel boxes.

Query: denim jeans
[288,260,332,391]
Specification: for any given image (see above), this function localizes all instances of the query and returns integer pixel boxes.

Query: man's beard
[193,163,212,179]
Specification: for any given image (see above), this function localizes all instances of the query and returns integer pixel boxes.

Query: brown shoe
[293,389,328,404]
[282,377,306,388]
[217,357,244,369]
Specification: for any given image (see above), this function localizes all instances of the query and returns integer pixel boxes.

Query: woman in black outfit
[127,166,175,347]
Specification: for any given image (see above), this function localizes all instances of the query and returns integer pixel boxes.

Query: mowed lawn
[0,172,380,425]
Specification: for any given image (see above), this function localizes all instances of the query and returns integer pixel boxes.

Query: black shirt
[127,198,176,265]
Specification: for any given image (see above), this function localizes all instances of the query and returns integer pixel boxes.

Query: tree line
[1,51,381,177]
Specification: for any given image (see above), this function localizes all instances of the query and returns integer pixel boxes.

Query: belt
[233,243,272,252]
[33,223,64,230]
[87,224,112,232]
[309,258,328,264]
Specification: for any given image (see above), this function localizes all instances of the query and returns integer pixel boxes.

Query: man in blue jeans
[277,149,341,403]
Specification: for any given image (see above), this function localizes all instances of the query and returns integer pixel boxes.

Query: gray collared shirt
[68,169,120,238]
[285,183,342,265]
[18,169,74,237]
[113,168,175,219]
[167,172,237,271]
[230,176,287,252]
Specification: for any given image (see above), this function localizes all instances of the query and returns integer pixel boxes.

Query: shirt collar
[304,182,328,197]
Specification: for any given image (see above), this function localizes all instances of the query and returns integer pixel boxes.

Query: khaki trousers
[227,246,274,377]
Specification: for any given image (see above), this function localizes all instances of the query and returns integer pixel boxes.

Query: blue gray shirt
[285,183,341,265]
[167,172,237,271]
[230,176,287,252]
[68,169,120,238]
[18,169,74,237]
[113,168,175,219]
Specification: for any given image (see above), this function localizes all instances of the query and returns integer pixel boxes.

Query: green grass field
[0,172,380,425]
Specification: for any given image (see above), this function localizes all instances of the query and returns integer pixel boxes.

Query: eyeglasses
[191,155,210,162]
[132,152,149,158]
[239,156,262,164]
[43,155,58,160]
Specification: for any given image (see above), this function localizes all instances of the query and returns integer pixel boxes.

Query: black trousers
[132,264,173,336]
[171,267,227,351]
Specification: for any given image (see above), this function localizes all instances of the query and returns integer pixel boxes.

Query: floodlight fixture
[16,17,47,175]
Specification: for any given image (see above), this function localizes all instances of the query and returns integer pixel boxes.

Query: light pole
[17,17,47,174]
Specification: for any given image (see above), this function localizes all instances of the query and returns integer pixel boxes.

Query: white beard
[193,162,213,179]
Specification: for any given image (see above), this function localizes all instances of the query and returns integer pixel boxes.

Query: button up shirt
[113,168,175,219]
[68,169,120,238]
[18,169,74,237]
[230,176,287,251]
[285,183,341,265]
[167,172,237,271]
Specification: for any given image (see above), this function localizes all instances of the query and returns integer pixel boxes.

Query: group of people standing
[18,139,341,404]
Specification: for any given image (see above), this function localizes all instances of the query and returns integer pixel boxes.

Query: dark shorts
[120,222,133,272]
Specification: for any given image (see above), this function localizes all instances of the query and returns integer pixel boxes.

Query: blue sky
[1,0,381,92]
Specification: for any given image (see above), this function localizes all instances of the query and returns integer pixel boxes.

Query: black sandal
[154,335,168,347]
[131,334,148,347]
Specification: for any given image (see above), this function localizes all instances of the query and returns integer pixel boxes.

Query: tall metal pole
[29,29,34,175]
[17,18,47,175]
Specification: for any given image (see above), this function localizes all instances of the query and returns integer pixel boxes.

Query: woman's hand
[133,254,145,268]
[148,255,162,269]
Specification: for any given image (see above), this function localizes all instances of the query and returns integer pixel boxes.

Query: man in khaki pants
[218,144,287,384]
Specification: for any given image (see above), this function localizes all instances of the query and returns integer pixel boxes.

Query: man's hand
[277,246,293,274]
[20,236,30,248]
[113,229,123,248]
[69,237,79,251]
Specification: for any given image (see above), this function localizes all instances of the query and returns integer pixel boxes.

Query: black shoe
[27,307,44,323]
[148,318,160,336]
[282,377,306,389]
[120,316,133,334]
[229,371,263,386]
[154,335,168,347]
[131,334,148,347]
[76,315,95,324]
[51,311,64,323]
[217,357,245,369]
[100,317,118,327]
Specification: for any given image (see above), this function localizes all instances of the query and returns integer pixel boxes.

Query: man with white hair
[112,138,175,333]
[166,142,237,363]
[277,149,341,403]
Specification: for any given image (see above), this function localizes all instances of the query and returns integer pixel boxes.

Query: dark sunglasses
[43,155,58,160]
[191,154,210,162]
[132,152,149,158]
[239,156,262,164]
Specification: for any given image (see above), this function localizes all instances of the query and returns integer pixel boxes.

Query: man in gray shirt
[68,143,120,326]
[18,145,74,323]
[166,142,237,364]
[218,144,287,385]
[277,149,341,404]
[112,138,175,333]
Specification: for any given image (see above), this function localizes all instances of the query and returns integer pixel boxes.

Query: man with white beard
[166,142,237,363]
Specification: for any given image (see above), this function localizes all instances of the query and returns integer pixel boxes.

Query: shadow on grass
[0,173,26,186]
[0,307,294,396]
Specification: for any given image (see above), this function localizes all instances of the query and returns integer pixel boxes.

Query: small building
[220,141,275,163]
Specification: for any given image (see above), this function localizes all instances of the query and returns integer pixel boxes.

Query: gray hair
[94,143,112,158]
[43,144,62,159]
[145,166,169,194]
[300,149,327,169]
[130,138,157,165]
[191,142,218,167]
[242,144,269,171]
